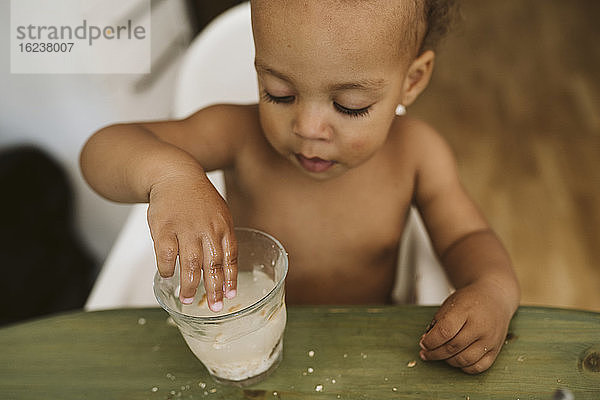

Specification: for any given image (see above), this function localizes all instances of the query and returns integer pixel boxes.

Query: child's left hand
[418,280,515,374]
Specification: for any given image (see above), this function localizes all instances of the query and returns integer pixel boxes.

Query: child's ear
[401,50,435,107]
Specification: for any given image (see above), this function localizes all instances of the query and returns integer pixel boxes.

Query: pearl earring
[395,104,406,116]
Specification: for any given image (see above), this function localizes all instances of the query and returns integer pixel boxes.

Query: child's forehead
[251,0,423,59]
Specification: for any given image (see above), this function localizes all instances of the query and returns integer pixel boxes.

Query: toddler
[81,0,520,374]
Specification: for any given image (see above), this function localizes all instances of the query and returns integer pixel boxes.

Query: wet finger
[201,236,224,312]
[177,235,203,304]
[222,231,238,299]
[153,231,178,278]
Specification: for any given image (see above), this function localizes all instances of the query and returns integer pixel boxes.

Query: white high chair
[85,2,451,311]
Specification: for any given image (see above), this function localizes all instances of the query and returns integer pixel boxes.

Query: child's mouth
[295,154,336,173]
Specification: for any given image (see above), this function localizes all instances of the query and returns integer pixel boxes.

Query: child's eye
[262,91,295,104]
[334,102,371,118]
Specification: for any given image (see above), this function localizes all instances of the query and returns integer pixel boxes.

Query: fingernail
[181,297,194,304]
[225,289,237,299]
[419,339,427,350]
[210,301,223,312]
[420,350,427,361]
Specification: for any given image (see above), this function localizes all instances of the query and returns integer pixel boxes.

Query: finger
[177,235,203,304]
[420,325,477,361]
[222,231,238,299]
[444,339,492,369]
[420,313,467,351]
[460,348,498,374]
[153,231,178,278]
[201,236,225,312]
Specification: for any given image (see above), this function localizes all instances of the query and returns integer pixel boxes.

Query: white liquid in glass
[179,269,286,381]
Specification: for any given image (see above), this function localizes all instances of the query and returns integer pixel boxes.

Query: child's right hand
[147,173,238,312]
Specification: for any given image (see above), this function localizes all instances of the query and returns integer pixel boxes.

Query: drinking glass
[154,227,288,386]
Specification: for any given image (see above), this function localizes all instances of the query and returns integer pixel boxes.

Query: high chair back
[85,2,451,310]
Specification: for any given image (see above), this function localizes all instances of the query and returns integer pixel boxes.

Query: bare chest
[224,154,414,303]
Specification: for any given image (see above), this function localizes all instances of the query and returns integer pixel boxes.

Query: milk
[181,268,274,316]
[179,269,287,382]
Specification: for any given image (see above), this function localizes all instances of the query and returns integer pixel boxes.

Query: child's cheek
[349,137,377,158]
[350,137,368,152]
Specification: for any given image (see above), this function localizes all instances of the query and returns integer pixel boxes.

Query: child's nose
[292,104,332,141]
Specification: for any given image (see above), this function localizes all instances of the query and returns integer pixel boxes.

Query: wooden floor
[411,1,600,311]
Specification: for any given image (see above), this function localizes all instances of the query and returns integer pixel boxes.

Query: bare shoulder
[181,103,260,148]
[388,116,463,201]
[389,117,489,255]
[146,103,261,171]
[184,103,259,130]
[386,116,456,175]
[388,116,451,157]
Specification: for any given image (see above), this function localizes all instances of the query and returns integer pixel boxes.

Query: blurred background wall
[1,0,243,263]
[411,0,600,311]
[0,0,598,322]
[0,0,243,323]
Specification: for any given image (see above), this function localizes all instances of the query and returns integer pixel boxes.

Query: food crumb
[302,372,307,376]
[166,373,176,381]
[331,379,336,384]
[392,387,398,392]
[553,388,574,400]
[273,391,278,396]
[361,352,367,359]
[384,377,389,382]
[308,367,314,374]
[138,317,147,325]
[517,355,526,362]
[315,384,323,392]
[199,382,206,388]
[151,386,158,392]
[227,304,242,312]
[343,353,348,358]
[308,350,315,357]
[209,388,217,393]
[407,360,417,368]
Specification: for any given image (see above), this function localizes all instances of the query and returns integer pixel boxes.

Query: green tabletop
[1,306,599,399]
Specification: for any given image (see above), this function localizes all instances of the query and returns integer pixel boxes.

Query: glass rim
[153,227,288,322]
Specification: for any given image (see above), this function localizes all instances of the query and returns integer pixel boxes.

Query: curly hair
[418,0,459,53]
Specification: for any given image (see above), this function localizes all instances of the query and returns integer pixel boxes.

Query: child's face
[251,0,426,180]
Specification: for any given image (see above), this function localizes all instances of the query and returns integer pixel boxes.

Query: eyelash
[261,90,371,118]
[333,103,370,118]
[262,91,294,104]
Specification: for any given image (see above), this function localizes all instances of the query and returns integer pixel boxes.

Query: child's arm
[80,105,246,311]
[411,121,520,374]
